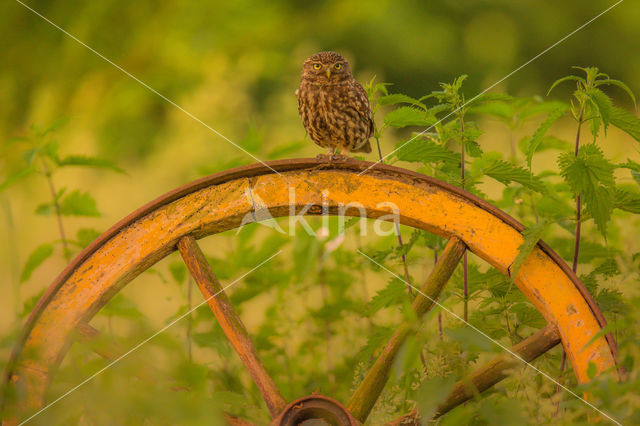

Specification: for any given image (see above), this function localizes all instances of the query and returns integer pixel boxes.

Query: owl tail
[354,139,372,153]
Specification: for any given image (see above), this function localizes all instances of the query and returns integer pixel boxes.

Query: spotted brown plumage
[296,51,374,155]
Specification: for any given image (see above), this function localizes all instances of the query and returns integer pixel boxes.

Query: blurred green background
[1,0,639,421]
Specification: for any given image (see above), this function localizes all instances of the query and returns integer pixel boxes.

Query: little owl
[296,51,374,155]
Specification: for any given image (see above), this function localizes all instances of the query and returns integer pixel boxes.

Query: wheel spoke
[177,235,286,418]
[347,237,466,422]
[434,323,561,418]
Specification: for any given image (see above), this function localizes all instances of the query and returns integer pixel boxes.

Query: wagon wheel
[1,158,619,425]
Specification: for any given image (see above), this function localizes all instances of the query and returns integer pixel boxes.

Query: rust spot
[566,304,578,315]
[532,288,545,304]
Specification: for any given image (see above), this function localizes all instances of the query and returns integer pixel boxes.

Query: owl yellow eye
[313,63,321,70]
[334,63,342,70]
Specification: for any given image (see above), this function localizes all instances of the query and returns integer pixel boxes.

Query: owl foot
[330,154,350,162]
[315,153,333,162]
[315,153,350,162]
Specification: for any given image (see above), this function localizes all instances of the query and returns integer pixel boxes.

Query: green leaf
[616,159,640,188]
[511,220,547,278]
[35,202,54,216]
[20,290,45,318]
[614,187,640,214]
[592,257,620,277]
[595,78,637,107]
[547,75,582,96]
[525,105,567,168]
[383,106,436,128]
[21,243,54,282]
[558,144,615,235]
[367,278,407,315]
[512,303,546,328]
[365,77,390,99]
[518,135,570,155]
[520,100,569,119]
[0,167,36,192]
[587,88,612,134]
[56,155,125,174]
[377,93,426,109]
[617,159,640,172]
[474,153,546,193]
[394,138,460,165]
[610,106,640,143]
[595,287,626,314]
[584,185,613,237]
[76,228,101,248]
[59,190,100,216]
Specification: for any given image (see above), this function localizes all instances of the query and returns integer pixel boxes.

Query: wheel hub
[271,395,358,426]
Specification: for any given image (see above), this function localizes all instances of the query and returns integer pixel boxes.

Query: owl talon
[315,153,333,162]
[330,154,349,162]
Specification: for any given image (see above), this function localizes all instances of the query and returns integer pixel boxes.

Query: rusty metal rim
[2,158,618,398]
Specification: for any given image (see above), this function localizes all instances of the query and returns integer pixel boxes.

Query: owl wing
[349,80,375,139]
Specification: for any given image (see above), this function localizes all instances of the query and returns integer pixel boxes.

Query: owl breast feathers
[296,51,374,155]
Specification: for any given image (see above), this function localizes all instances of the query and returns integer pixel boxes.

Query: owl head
[301,51,353,84]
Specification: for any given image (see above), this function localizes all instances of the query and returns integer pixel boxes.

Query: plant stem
[395,223,414,296]
[571,109,584,273]
[375,134,384,162]
[554,351,567,416]
[41,158,70,261]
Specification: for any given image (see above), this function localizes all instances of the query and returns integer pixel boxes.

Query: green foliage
[383,106,436,128]
[470,152,546,193]
[393,137,460,166]
[510,220,547,278]
[525,104,568,168]
[57,190,100,216]
[367,278,409,315]
[558,143,615,236]
[20,243,54,282]
[55,155,125,174]
[2,122,124,282]
[76,228,101,248]
[610,106,640,143]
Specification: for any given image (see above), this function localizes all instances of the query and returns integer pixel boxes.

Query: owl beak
[326,69,331,79]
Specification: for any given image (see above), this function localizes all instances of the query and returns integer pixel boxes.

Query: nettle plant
[0,122,124,314]
[4,66,640,424]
